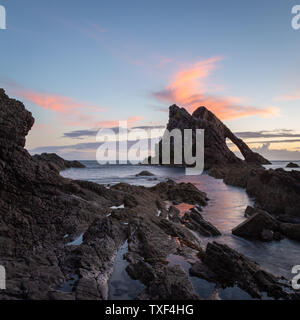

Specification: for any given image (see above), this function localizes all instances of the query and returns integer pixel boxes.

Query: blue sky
[1,0,300,159]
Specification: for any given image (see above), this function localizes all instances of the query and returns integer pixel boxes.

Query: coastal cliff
[0,90,298,300]
[149,104,270,168]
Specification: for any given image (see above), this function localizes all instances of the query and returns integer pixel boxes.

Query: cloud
[277,91,300,101]
[94,116,143,129]
[233,138,300,145]
[153,57,279,120]
[60,19,107,41]
[234,129,300,139]
[3,81,108,126]
[132,125,166,130]
[63,129,98,139]
[250,143,300,161]
[32,140,300,162]
[63,124,165,139]
[29,138,156,161]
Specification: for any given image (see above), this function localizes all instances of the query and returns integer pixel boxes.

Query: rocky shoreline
[0,89,299,300]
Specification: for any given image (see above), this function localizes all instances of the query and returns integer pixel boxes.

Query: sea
[60,160,300,300]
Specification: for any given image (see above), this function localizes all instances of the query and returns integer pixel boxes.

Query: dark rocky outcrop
[135,170,154,177]
[190,242,296,300]
[0,89,214,300]
[1,89,299,300]
[33,153,85,172]
[192,106,270,166]
[183,210,221,237]
[280,223,300,241]
[208,164,300,242]
[210,165,300,220]
[0,89,34,148]
[244,205,266,217]
[152,180,209,205]
[232,211,280,241]
[0,89,126,299]
[137,265,200,300]
[286,162,299,168]
[149,105,270,169]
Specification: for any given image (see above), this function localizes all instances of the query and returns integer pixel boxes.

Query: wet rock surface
[280,223,300,241]
[209,164,300,221]
[232,211,280,241]
[0,90,299,300]
[33,153,85,172]
[0,90,217,300]
[208,164,300,242]
[183,210,221,237]
[190,242,298,300]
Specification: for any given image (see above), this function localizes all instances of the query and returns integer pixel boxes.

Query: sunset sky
[1,0,300,160]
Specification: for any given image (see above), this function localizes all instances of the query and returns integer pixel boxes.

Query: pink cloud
[277,91,300,101]
[6,83,107,126]
[154,57,279,120]
[95,116,143,128]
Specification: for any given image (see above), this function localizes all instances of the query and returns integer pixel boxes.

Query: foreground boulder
[183,210,221,237]
[135,170,154,176]
[191,242,295,299]
[137,265,200,300]
[286,162,299,168]
[244,206,267,217]
[280,223,300,241]
[152,180,209,205]
[232,210,280,241]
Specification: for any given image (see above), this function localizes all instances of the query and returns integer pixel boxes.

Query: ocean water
[61,161,300,299]
[263,160,300,172]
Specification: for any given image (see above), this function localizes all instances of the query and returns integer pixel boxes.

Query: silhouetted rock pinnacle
[160,104,270,169]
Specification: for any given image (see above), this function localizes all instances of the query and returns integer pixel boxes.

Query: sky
[1,0,300,160]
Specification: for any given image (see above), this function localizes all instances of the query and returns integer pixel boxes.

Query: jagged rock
[138,265,200,300]
[183,211,221,237]
[157,219,201,246]
[149,105,270,168]
[128,219,179,262]
[0,88,34,148]
[280,223,300,241]
[123,194,138,208]
[168,206,181,223]
[276,215,300,224]
[75,278,102,300]
[232,211,279,241]
[210,164,300,218]
[33,153,85,172]
[286,162,299,168]
[152,180,208,205]
[192,106,270,165]
[245,205,270,217]
[261,229,274,242]
[1,88,297,301]
[135,170,154,176]
[126,260,155,285]
[1,89,210,300]
[195,242,293,299]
